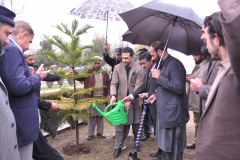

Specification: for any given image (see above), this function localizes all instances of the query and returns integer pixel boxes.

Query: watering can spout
[92,103,106,118]
[92,101,128,126]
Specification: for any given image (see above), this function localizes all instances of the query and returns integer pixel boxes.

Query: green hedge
[40,89,82,137]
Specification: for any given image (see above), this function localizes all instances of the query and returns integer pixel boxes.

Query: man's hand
[65,68,78,75]
[110,96,116,104]
[138,93,147,99]
[152,69,161,79]
[124,101,131,110]
[122,96,131,103]
[186,74,195,82]
[51,103,61,111]
[190,78,203,92]
[29,66,34,76]
[146,94,156,104]
[35,64,50,80]
[103,42,109,55]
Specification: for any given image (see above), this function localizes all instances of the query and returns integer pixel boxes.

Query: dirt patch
[46,111,196,160]
[62,144,91,156]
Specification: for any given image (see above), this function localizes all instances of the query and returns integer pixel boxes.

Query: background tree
[1,0,27,19]
[44,19,110,153]
[35,35,56,69]
[83,33,108,65]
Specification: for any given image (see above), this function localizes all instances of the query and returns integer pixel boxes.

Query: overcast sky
[8,0,220,73]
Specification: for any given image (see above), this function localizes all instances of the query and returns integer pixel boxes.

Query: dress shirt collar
[150,63,156,72]
[219,58,231,70]
[125,62,133,68]
[9,35,23,52]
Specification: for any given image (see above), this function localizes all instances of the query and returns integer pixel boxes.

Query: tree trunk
[73,67,79,153]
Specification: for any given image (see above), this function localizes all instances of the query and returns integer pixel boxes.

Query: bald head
[11,21,34,52]
[12,21,34,36]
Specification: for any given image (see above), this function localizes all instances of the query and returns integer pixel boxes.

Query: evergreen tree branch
[71,86,107,98]
[75,24,94,36]
[61,23,72,37]
[71,19,79,35]
[50,36,70,53]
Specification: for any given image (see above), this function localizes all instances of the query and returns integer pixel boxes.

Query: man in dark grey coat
[0,5,20,160]
[148,42,189,160]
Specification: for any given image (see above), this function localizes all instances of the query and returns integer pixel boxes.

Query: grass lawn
[41,83,83,91]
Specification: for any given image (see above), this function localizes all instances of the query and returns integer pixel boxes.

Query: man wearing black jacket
[122,52,157,141]
[103,42,122,73]
[24,49,61,97]
[25,49,63,160]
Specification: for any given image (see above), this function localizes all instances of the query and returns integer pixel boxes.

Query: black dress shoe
[87,135,94,140]
[150,152,158,157]
[142,135,150,141]
[150,148,161,157]
[97,133,106,138]
[113,148,121,158]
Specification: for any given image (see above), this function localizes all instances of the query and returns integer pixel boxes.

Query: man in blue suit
[0,21,49,160]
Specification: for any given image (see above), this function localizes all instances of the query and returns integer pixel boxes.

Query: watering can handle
[104,103,113,113]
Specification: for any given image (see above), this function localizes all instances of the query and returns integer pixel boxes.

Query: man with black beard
[147,41,189,160]
[190,15,221,117]
[0,6,20,160]
[186,54,210,149]
[23,49,61,97]
[103,42,122,73]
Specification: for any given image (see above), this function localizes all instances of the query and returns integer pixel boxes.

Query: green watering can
[92,101,128,126]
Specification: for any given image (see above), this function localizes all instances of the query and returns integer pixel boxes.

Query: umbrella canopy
[122,31,150,46]
[70,0,134,42]
[119,0,204,55]
[70,0,134,21]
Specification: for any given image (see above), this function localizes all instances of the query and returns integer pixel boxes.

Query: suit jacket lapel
[128,62,135,87]
[147,75,153,90]
[161,55,171,75]
[202,67,231,117]
[120,63,128,87]
[144,71,150,88]
[204,61,217,84]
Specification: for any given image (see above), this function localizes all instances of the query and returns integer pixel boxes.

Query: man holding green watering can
[110,47,143,158]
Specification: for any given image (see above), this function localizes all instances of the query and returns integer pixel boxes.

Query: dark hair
[150,41,167,53]
[206,12,225,47]
[121,47,134,57]
[203,16,209,27]
[13,21,34,36]
[138,47,148,52]
[139,52,152,61]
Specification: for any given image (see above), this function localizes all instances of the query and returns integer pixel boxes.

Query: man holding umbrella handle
[146,42,189,160]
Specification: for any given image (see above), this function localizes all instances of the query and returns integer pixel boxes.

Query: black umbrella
[122,30,150,46]
[119,0,204,69]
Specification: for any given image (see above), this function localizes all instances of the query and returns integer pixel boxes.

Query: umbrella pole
[105,10,109,52]
[106,10,109,43]
[157,16,178,70]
